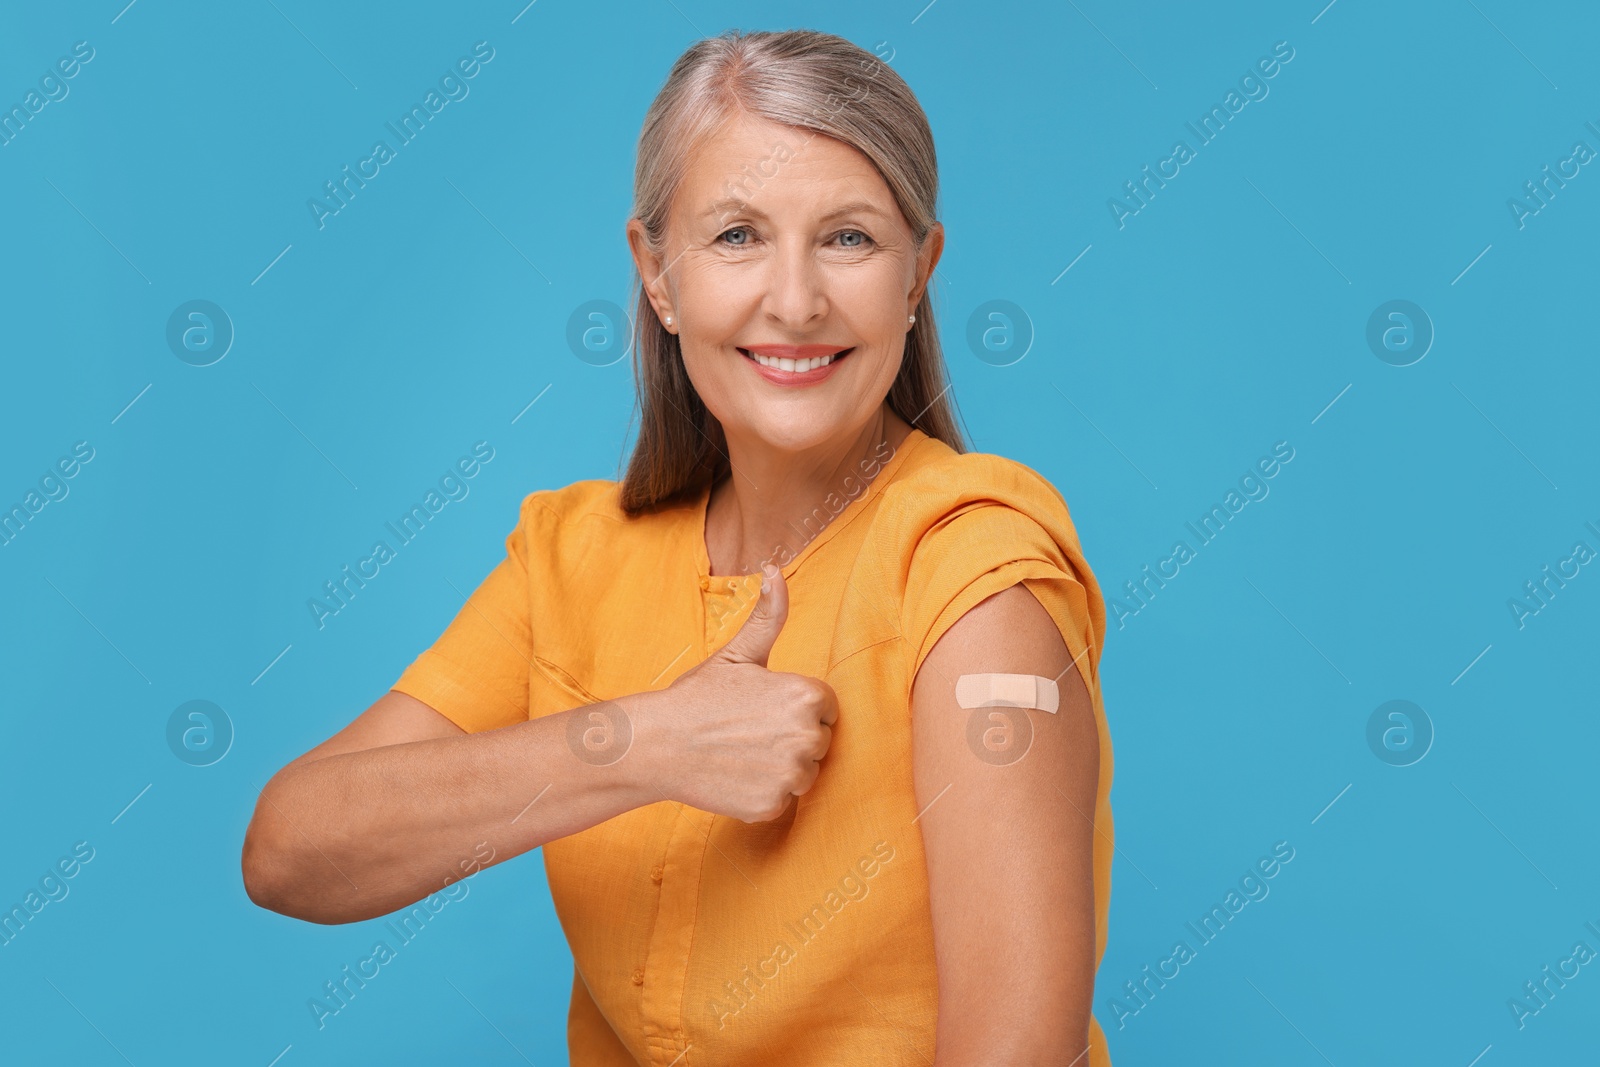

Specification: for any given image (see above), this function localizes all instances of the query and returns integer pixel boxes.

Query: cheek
[679,348,732,403]
[676,261,755,340]
[838,256,911,317]
[676,274,744,369]
[835,270,911,355]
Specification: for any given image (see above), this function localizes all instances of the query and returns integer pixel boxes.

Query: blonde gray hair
[618,28,966,516]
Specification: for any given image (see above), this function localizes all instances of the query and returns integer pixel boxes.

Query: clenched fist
[633,563,838,822]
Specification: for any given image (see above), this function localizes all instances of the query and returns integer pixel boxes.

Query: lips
[738,345,853,373]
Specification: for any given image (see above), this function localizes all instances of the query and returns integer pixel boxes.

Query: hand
[635,564,838,822]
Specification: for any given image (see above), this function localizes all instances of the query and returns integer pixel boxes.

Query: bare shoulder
[922,582,1066,666]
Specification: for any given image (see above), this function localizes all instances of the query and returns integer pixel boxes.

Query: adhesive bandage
[955,673,1059,714]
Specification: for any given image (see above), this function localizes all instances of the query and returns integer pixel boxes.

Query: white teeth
[748,352,839,371]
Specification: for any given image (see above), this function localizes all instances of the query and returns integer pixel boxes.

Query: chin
[736,414,851,454]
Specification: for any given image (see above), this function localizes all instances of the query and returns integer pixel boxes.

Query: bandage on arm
[954,673,1060,713]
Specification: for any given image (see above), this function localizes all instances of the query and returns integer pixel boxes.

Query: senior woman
[243,28,1114,1067]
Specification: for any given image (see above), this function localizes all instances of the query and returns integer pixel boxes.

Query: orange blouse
[392,428,1114,1066]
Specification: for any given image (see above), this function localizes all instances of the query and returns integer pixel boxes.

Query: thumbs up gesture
[634,564,838,822]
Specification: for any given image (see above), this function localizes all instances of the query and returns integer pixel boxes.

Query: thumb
[716,563,788,667]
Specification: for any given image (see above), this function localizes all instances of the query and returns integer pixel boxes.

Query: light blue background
[2,1,1596,1063]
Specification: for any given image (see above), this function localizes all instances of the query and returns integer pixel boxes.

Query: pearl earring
[908,314,916,325]
[663,314,674,327]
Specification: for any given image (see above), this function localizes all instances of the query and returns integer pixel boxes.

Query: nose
[760,238,828,331]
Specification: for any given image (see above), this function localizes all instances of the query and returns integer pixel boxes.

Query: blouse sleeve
[389,493,539,733]
[894,458,1106,704]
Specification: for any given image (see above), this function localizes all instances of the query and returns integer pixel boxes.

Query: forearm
[243,694,665,924]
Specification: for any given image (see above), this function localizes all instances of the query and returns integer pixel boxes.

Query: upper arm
[275,690,466,780]
[910,582,1099,1065]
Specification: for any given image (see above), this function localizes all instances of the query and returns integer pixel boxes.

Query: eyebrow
[699,197,888,224]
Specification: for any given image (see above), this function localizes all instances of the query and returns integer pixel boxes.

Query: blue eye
[719,227,752,246]
[837,230,871,248]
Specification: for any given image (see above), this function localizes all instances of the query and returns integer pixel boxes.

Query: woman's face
[629,113,942,455]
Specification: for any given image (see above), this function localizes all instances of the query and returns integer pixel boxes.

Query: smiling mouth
[738,348,853,372]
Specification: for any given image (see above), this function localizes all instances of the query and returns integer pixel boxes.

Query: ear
[908,221,945,315]
[626,218,677,332]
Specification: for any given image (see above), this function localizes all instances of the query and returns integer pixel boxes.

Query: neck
[705,405,914,576]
